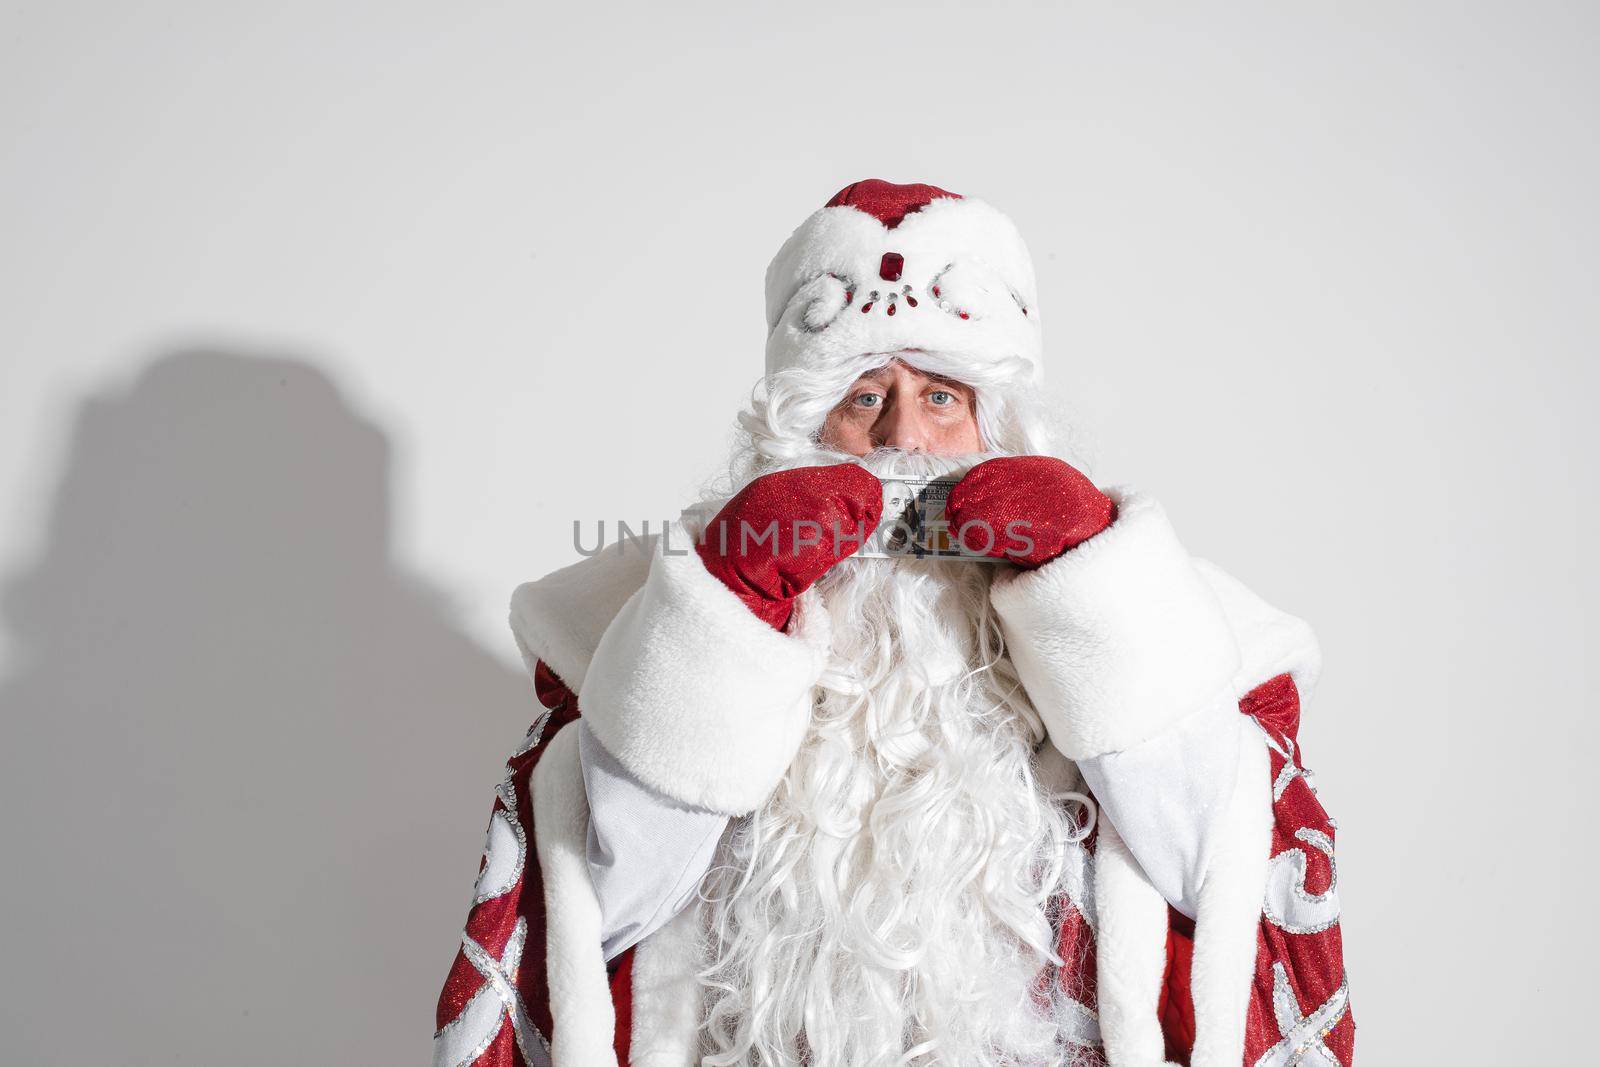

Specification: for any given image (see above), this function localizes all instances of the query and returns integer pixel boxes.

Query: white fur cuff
[577,521,830,816]
[988,488,1241,761]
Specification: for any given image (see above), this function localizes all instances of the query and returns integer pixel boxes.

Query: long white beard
[695,449,1082,1066]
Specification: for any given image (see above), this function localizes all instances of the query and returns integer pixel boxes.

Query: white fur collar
[509,535,660,694]
[508,534,1320,707]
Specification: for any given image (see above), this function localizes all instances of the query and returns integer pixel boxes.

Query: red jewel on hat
[879,252,903,282]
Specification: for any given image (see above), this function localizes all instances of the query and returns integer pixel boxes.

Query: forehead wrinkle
[856,358,973,390]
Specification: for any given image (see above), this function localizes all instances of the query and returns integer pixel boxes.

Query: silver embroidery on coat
[1251,962,1348,1066]
[433,918,552,1067]
[1263,827,1341,934]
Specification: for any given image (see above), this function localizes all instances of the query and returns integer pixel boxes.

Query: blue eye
[855,393,882,408]
[929,391,953,405]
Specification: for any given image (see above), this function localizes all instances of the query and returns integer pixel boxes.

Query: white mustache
[849,446,997,482]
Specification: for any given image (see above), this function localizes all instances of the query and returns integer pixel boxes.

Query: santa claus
[433,180,1354,1066]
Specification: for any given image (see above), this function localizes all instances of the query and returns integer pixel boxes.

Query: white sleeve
[988,487,1245,919]
[578,719,729,962]
[1073,696,1251,918]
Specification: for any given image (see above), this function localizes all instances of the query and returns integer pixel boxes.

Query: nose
[874,396,933,452]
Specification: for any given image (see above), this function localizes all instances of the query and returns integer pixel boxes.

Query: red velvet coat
[433,489,1354,1065]
[434,665,1350,1066]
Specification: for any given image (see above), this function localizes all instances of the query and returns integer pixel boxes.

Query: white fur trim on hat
[764,193,1043,385]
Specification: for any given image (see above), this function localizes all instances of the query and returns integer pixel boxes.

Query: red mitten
[943,456,1116,569]
[696,464,884,630]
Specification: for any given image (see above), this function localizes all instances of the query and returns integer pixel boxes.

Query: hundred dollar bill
[680,473,1001,563]
[857,475,1000,562]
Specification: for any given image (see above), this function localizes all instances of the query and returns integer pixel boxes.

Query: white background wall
[2,2,1592,1062]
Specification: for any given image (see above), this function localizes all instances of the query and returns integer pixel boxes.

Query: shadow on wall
[0,350,531,1065]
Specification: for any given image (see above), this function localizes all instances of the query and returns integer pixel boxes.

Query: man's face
[818,356,982,457]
